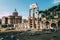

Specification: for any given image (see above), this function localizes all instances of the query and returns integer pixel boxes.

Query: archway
[45,21,49,28]
[51,23,56,28]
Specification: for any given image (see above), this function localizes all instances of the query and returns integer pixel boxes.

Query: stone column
[56,22,58,30]
[37,8,40,30]
[56,24,58,29]
[32,9,35,29]
[40,21,43,30]
[8,17,10,24]
[28,9,31,29]
[29,9,31,17]
[8,17,12,24]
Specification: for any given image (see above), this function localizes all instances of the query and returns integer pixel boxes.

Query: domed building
[2,9,22,28]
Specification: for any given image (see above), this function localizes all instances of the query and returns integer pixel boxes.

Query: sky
[0,0,60,19]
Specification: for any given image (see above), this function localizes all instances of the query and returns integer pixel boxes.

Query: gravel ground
[0,31,60,40]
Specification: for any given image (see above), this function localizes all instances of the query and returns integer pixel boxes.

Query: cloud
[0,11,10,18]
[53,0,60,4]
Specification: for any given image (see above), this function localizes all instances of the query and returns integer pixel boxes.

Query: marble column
[32,9,35,29]
[37,8,40,30]
[28,9,31,29]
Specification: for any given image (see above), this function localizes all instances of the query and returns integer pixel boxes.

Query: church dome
[13,9,18,16]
